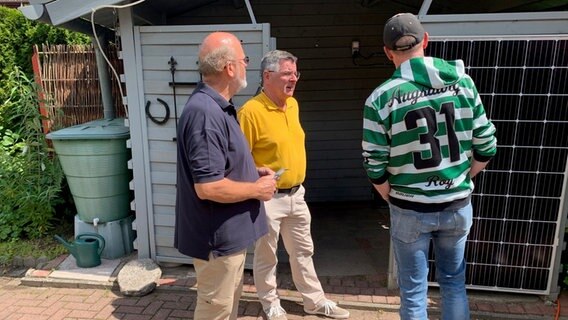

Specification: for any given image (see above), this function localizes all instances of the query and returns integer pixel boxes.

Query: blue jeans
[389,202,472,320]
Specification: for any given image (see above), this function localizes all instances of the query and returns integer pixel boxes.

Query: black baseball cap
[383,13,425,51]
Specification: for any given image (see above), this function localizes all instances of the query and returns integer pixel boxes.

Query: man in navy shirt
[175,32,276,320]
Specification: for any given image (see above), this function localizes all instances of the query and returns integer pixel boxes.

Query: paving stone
[35,256,49,269]
[12,256,23,267]
[24,257,37,268]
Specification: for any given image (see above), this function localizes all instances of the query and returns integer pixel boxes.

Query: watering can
[54,233,105,268]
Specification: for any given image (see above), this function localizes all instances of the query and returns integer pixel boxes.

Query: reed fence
[34,44,125,130]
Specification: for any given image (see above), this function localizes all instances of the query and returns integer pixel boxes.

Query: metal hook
[145,98,170,125]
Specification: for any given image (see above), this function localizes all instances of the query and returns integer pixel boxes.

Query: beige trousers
[253,185,325,311]
[193,249,246,320]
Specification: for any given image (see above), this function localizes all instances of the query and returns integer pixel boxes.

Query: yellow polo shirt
[238,91,306,189]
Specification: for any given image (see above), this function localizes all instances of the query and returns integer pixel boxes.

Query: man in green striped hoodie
[362,13,497,320]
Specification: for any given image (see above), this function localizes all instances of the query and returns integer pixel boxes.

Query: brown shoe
[304,300,350,319]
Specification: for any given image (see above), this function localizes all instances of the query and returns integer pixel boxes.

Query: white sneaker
[304,300,350,319]
[265,305,288,320]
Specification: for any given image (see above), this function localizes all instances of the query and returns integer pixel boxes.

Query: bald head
[198,32,242,76]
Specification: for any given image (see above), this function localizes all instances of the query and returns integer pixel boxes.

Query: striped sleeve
[467,77,497,160]
[362,94,390,184]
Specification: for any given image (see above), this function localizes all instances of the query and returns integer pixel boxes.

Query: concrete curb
[20,274,117,290]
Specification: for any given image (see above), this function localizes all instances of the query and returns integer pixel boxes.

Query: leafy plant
[0,67,64,241]
[0,6,90,101]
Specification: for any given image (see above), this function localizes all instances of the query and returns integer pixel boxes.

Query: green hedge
[0,7,90,101]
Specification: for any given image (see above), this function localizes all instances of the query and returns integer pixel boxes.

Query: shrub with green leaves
[0,6,90,101]
[0,7,90,241]
[0,67,64,240]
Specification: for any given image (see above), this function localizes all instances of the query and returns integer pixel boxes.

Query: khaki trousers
[193,249,246,320]
[253,185,325,311]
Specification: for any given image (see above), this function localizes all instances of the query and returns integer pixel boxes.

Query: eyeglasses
[268,70,301,80]
[229,56,250,65]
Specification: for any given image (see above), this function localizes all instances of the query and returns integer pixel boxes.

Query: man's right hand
[373,181,391,203]
[255,175,277,201]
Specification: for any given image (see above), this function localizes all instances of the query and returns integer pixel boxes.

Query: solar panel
[425,38,568,294]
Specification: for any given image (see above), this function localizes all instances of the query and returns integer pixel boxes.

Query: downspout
[93,34,115,119]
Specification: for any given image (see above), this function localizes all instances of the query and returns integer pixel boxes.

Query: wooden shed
[20,0,568,299]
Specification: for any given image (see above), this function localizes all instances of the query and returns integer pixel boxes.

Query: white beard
[236,76,248,92]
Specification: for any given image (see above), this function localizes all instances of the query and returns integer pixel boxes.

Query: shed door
[134,24,271,265]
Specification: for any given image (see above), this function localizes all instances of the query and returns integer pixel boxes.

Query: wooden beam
[361,0,382,7]
[421,11,568,37]
[484,0,549,12]
[505,0,568,11]
[132,3,165,25]
[446,0,566,13]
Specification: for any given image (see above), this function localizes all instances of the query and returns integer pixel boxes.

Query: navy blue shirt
[174,82,268,260]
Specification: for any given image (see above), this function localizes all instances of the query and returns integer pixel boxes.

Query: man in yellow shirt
[238,50,350,320]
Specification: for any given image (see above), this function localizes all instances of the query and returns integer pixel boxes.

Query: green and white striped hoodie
[362,57,497,208]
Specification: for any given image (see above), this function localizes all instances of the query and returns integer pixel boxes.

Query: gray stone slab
[117,258,161,296]
[49,255,120,282]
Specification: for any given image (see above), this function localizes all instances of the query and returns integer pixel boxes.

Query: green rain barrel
[47,118,130,223]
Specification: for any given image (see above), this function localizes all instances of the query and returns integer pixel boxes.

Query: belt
[276,185,301,195]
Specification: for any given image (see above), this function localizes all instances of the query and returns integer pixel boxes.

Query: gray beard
[236,77,248,92]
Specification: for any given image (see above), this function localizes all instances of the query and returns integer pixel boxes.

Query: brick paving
[6,261,568,320]
[0,276,397,320]
[3,202,565,319]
